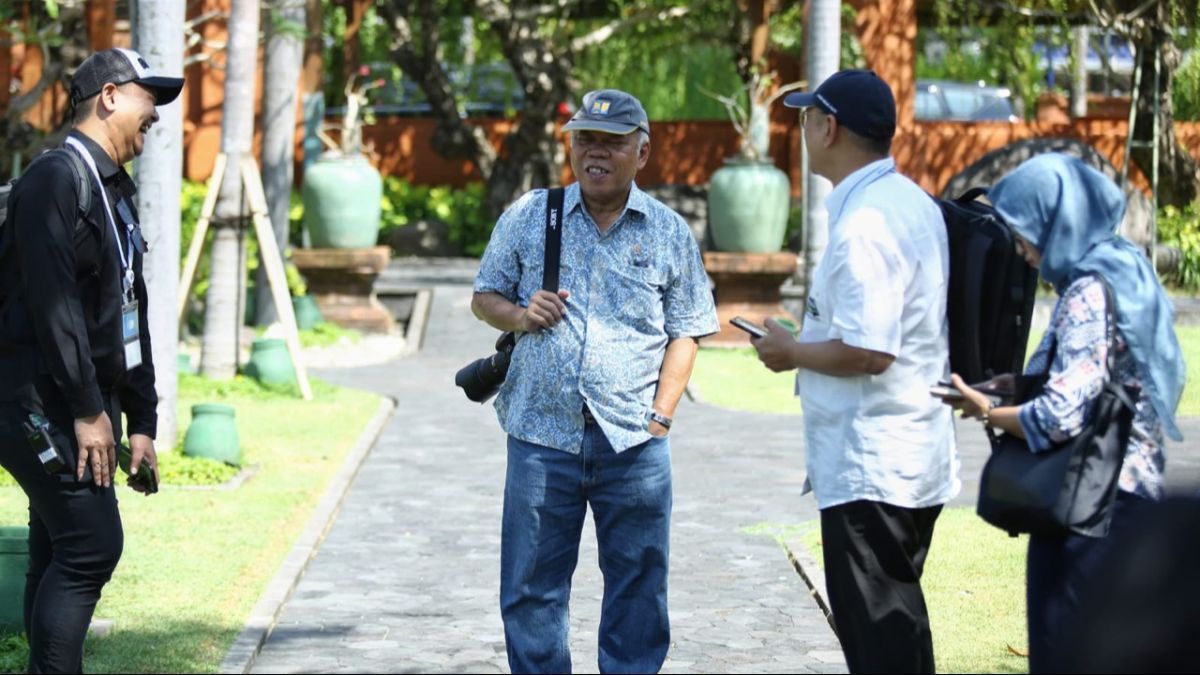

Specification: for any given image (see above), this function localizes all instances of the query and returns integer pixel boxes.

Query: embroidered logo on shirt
[806,297,821,319]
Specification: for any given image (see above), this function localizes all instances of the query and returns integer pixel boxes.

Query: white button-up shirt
[797,158,961,510]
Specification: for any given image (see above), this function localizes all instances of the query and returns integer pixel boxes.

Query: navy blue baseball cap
[562,89,650,136]
[784,69,896,142]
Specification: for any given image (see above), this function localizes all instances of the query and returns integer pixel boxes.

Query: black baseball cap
[70,48,185,107]
[562,89,650,136]
[784,69,896,142]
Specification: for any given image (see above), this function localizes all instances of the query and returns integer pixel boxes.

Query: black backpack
[0,147,93,260]
[937,187,1039,384]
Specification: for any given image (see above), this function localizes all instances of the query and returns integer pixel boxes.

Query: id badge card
[122,300,142,370]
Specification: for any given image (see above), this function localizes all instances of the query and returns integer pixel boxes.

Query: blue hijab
[989,153,1186,441]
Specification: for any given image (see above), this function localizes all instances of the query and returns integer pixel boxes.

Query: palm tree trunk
[132,0,185,448]
[256,0,306,326]
[803,0,840,292]
[201,0,261,378]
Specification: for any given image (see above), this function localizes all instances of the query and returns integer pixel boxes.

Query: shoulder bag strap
[542,187,564,292]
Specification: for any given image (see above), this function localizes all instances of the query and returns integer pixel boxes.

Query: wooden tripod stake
[178,153,313,400]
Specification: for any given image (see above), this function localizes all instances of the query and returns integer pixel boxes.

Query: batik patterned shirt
[1020,275,1165,500]
[474,182,719,453]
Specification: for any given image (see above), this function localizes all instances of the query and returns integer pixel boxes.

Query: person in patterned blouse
[948,153,1186,673]
[471,89,719,673]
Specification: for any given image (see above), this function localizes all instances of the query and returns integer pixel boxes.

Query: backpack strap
[48,146,94,217]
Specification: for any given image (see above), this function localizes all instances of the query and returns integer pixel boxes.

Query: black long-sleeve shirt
[0,130,157,438]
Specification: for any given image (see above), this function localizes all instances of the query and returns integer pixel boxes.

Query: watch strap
[650,412,672,429]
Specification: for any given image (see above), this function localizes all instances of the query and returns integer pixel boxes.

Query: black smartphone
[117,444,159,494]
[929,384,966,401]
[730,316,768,339]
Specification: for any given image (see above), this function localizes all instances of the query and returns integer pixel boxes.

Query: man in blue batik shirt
[472,89,719,674]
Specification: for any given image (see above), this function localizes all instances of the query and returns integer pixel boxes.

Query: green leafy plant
[157,453,239,486]
[379,177,491,256]
[1158,205,1200,290]
[297,322,362,349]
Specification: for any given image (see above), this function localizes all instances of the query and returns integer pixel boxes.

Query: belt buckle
[581,404,596,424]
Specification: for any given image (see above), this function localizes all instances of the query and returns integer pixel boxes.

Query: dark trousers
[0,402,124,674]
[1026,491,1149,673]
[820,499,943,674]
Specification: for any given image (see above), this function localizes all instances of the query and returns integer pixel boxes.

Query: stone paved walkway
[250,277,845,674]
[247,259,1200,674]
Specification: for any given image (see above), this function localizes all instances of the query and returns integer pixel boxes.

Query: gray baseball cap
[70,48,185,107]
[562,89,650,136]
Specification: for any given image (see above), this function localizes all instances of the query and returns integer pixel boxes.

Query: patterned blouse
[1019,275,1165,500]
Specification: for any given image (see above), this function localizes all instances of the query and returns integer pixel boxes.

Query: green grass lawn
[690,347,800,415]
[799,508,1030,674]
[0,374,382,673]
[694,326,1200,417]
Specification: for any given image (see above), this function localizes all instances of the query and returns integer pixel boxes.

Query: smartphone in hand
[930,382,1002,405]
[730,316,768,339]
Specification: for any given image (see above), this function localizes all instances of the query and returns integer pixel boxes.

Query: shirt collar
[68,130,122,180]
[565,181,649,222]
[824,157,896,227]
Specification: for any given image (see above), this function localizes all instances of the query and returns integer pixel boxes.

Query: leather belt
[581,403,596,425]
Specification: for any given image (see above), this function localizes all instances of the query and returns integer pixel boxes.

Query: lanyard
[63,137,135,298]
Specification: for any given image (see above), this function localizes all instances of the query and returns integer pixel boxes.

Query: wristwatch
[649,412,673,429]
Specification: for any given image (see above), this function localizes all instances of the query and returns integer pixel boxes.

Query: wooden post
[240,156,313,400]
[178,153,226,323]
[177,152,312,400]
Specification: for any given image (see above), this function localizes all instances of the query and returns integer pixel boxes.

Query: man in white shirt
[751,69,960,674]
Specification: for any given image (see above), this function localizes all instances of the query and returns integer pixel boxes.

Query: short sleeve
[825,210,905,355]
[663,222,718,338]
[473,191,538,301]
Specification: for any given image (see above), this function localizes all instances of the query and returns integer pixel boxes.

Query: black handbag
[976,277,1140,538]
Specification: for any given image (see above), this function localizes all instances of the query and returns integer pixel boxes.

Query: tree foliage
[928,0,1200,206]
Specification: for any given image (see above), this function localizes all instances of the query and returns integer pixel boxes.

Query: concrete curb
[218,395,397,674]
[782,535,837,636]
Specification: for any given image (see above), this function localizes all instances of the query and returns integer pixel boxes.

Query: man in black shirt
[0,48,182,673]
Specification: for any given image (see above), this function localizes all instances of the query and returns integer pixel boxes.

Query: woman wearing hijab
[947,153,1186,673]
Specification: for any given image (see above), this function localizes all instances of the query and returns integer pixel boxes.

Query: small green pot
[0,527,29,635]
[243,338,297,387]
[183,403,242,467]
[292,296,323,331]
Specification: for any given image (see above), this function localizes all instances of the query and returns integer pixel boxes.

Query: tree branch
[571,6,691,52]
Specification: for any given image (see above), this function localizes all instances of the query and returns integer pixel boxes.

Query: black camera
[455,331,517,403]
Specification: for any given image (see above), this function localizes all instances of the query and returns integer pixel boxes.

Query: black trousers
[820,499,943,674]
[0,401,124,674]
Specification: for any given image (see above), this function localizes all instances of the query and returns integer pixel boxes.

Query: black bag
[976,277,1139,538]
[937,187,1039,384]
[455,187,564,403]
[0,147,93,261]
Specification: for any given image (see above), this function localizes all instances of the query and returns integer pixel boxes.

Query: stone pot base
[292,246,395,333]
[702,251,799,347]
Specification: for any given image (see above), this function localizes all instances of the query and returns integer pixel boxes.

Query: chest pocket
[610,255,667,324]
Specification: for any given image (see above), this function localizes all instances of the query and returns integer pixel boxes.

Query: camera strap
[542,187,564,292]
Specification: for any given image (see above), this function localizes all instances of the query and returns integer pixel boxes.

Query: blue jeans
[500,424,672,674]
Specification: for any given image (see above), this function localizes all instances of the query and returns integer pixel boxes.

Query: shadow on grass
[1,618,239,674]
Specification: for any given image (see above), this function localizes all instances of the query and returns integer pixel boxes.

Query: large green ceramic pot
[707,160,790,253]
[302,153,383,249]
[0,527,29,634]
[243,338,296,387]
[183,404,242,467]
